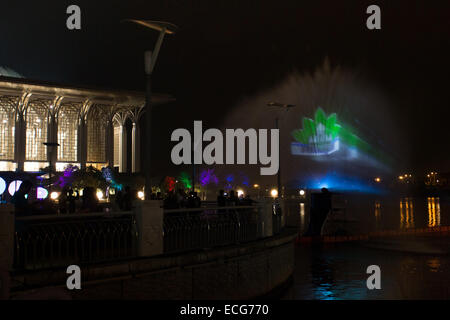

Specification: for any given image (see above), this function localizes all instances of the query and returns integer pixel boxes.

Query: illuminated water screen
[219,61,406,194]
[291,108,341,156]
[291,107,388,166]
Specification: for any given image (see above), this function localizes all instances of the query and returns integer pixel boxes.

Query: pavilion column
[14,113,26,171]
[47,114,58,169]
[132,122,140,173]
[105,120,114,168]
[77,118,87,169]
[119,124,127,173]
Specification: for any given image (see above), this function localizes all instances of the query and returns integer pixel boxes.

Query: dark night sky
[1,0,450,175]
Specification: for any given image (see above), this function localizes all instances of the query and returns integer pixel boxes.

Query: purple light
[58,165,77,187]
[199,169,219,186]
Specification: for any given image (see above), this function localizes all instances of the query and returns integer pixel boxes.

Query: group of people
[115,186,138,211]
[10,179,143,216]
[160,189,257,210]
[163,189,201,209]
[11,179,258,216]
[10,181,107,216]
[217,190,255,207]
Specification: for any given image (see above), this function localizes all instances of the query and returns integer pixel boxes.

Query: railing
[272,201,282,235]
[11,201,284,270]
[163,205,264,253]
[14,211,137,270]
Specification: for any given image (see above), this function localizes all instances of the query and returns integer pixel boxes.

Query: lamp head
[123,19,178,35]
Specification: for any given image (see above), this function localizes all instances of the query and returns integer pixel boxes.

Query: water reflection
[374,201,381,228]
[310,256,337,300]
[427,197,441,227]
[400,197,415,229]
[427,258,441,273]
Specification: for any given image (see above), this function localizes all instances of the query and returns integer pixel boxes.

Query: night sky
[1,0,450,176]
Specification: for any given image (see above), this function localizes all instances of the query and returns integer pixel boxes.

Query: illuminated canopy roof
[0,75,175,172]
[0,76,174,106]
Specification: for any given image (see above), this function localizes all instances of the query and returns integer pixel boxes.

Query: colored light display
[291,108,340,155]
[164,176,176,192]
[58,165,77,188]
[0,177,5,195]
[102,167,123,191]
[290,107,391,174]
[239,172,249,187]
[178,172,192,189]
[199,169,219,186]
[303,171,384,194]
[291,107,375,157]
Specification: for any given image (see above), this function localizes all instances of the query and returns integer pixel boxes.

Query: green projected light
[291,107,376,158]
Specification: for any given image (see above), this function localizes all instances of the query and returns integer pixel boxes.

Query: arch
[25,99,50,161]
[57,103,79,162]
[0,95,17,161]
[86,104,108,164]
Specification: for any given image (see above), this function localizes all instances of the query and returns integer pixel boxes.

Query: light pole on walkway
[266,102,296,198]
[124,20,178,199]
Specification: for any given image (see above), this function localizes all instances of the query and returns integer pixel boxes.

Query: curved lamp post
[123,20,178,199]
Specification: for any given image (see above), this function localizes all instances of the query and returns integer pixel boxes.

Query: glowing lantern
[138,191,145,200]
[270,189,278,198]
[237,189,244,197]
[37,187,48,200]
[0,177,6,195]
[50,191,60,200]
[96,190,104,200]
[8,180,22,196]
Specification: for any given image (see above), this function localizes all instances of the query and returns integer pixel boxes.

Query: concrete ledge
[10,229,297,300]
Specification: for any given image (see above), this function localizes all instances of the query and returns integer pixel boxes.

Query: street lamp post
[124,20,178,199]
[44,142,59,192]
[267,102,296,198]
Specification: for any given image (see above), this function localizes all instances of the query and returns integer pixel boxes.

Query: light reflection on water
[284,243,450,300]
[294,195,449,235]
[427,197,441,227]
[359,196,447,232]
[400,197,415,229]
[284,196,450,299]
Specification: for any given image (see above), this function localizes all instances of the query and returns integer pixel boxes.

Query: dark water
[283,195,450,300]
[291,195,450,235]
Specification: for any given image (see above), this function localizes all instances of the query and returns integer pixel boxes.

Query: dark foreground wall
[10,230,297,300]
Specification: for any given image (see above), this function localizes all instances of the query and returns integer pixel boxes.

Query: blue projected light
[0,177,5,195]
[303,172,385,194]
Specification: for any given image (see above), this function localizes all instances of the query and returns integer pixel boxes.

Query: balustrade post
[279,199,286,229]
[134,200,164,257]
[0,204,14,299]
[259,201,274,238]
